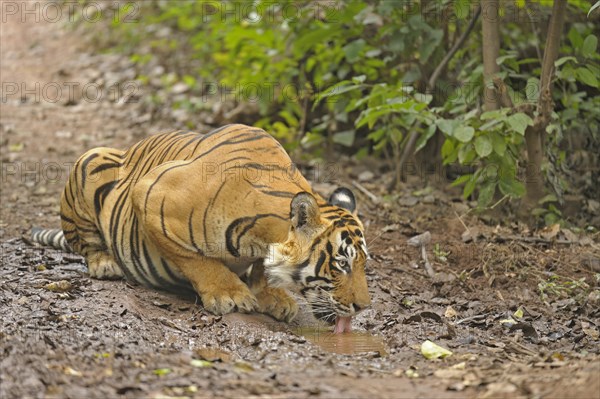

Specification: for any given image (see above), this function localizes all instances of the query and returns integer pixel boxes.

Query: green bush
[82,0,599,223]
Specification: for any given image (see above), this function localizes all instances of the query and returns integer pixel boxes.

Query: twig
[491,235,575,245]
[452,208,470,233]
[351,180,380,204]
[427,5,482,90]
[392,6,482,191]
[489,194,510,210]
[455,313,489,325]
[421,246,435,278]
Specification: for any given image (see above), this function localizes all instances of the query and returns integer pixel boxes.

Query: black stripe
[160,198,168,238]
[142,242,172,289]
[93,180,118,215]
[261,190,295,198]
[225,213,287,257]
[188,208,203,254]
[81,153,99,189]
[90,161,122,175]
[160,258,191,288]
[292,258,311,282]
[314,250,326,277]
[203,179,228,247]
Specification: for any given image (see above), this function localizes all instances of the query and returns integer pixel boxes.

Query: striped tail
[31,228,72,252]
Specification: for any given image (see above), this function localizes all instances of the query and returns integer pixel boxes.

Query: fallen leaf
[64,366,82,377]
[451,362,466,370]
[153,368,172,376]
[540,223,560,240]
[190,359,213,368]
[445,306,458,319]
[421,340,453,359]
[234,361,254,373]
[44,280,72,292]
[582,327,599,340]
[405,368,419,378]
[513,308,524,318]
[9,143,24,152]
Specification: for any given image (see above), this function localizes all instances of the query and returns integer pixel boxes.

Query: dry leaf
[539,223,560,240]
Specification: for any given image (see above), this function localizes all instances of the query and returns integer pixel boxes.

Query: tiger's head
[265,188,371,329]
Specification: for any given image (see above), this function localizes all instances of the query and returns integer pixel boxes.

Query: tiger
[31,124,371,332]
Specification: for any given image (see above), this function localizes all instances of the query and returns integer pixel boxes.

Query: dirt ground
[2,11,600,399]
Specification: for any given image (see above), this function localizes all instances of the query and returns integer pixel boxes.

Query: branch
[536,0,566,124]
[428,5,482,90]
[390,7,481,190]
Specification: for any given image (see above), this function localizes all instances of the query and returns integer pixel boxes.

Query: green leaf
[454,126,475,143]
[539,194,558,204]
[582,34,598,58]
[576,67,599,87]
[496,53,517,66]
[441,139,456,164]
[343,39,366,63]
[463,176,477,199]
[507,113,533,135]
[526,77,540,102]
[451,174,473,187]
[437,119,456,136]
[478,182,496,208]
[474,136,493,157]
[490,132,506,156]
[314,82,362,106]
[458,144,476,164]
[415,124,437,152]
[153,368,172,376]
[554,56,577,68]
[498,178,525,197]
[332,130,356,147]
[480,109,505,120]
[414,93,433,104]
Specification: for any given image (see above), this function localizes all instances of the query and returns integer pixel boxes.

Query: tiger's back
[61,124,311,291]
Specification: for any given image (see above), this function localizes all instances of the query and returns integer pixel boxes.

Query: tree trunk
[481,0,501,111]
[519,0,567,219]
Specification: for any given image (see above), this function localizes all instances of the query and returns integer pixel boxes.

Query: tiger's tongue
[333,316,352,334]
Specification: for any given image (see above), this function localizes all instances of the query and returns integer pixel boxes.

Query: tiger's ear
[290,192,321,232]
[329,187,356,213]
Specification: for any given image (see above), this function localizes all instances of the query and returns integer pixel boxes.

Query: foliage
[85,0,599,223]
[538,275,590,302]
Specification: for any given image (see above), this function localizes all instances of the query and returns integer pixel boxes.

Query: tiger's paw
[256,287,298,323]
[200,284,258,315]
[87,253,123,280]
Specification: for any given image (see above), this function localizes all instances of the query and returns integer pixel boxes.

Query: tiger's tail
[30,228,72,252]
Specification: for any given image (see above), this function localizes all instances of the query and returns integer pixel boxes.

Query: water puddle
[294,327,387,356]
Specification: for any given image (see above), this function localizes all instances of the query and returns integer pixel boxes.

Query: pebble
[422,194,435,204]
[398,196,418,207]
[358,170,375,182]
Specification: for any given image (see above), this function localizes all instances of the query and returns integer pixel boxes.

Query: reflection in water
[294,327,387,356]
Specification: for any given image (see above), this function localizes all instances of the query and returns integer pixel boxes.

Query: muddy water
[295,328,387,356]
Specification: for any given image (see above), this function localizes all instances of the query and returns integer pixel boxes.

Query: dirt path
[2,8,600,399]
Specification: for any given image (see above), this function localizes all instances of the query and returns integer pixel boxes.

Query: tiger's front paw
[256,287,298,323]
[200,283,258,315]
